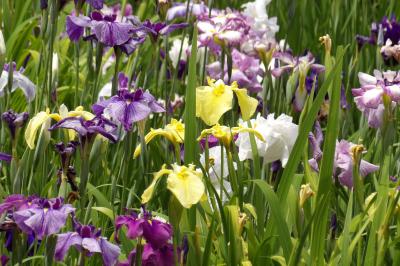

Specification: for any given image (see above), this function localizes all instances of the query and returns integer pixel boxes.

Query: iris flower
[0,63,36,102]
[119,243,175,266]
[25,105,94,149]
[142,164,205,208]
[1,110,29,140]
[92,89,165,131]
[13,197,75,239]
[207,49,264,93]
[49,116,118,144]
[198,123,264,148]
[133,119,184,158]
[55,220,120,266]
[308,127,379,188]
[235,113,298,167]
[196,78,258,126]
[116,208,172,248]
[197,11,250,53]
[138,20,188,43]
[66,11,145,55]
[352,70,400,128]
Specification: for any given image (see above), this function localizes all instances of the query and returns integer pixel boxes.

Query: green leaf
[252,179,292,261]
[184,26,198,165]
[310,46,345,265]
[91,206,115,221]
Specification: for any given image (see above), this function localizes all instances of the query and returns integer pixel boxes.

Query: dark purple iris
[55,219,120,266]
[139,20,188,43]
[49,116,118,143]
[11,197,74,239]
[1,110,29,139]
[92,89,165,131]
[356,16,400,48]
[55,141,79,169]
[119,243,175,266]
[115,209,172,249]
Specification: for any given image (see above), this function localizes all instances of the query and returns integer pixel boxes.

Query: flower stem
[111,47,122,96]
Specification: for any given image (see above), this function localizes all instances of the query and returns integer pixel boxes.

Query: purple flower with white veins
[308,128,379,188]
[49,116,119,143]
[166,2,208,21]
[352,70,400,109]
[66,11,145,55]
[197,11,250,53]
[207,48,264,93]
[13,197,75,239]
[138,20,188,43]
[0,63,36,102]
[55,219,120,266]
[118,243,175,266]
[92,89,165,131]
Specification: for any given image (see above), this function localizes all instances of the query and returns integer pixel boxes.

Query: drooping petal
[66,15,91,42]
[49,117,88,136]
[82,238,101,253]
[196,85,233,126]
[91,20,134,46]
[142,165,171,203]
[25,111,51,149]
[159,23,188,35]
[99,238,121,266]
[359,160,379,177]
[232,88,258,121]
[54,232,83,261]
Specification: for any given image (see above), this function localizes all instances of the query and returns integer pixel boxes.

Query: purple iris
[139,20,188,43]
[118,243,175,266]
[12,197,75,239]
[308,125,379,188]
[49,116,119,143]
[272,51,325,111]
[55,219,120,266]
[55,141,79,169]
[356,16,400,48]
[66,11,145,55]
[1,110,29,139]
[207,48,264,93]
[115,210,172,249]
[92,89,165,131]
[0,63,36,102]
[0,194,36,215]
[166,2,208,21]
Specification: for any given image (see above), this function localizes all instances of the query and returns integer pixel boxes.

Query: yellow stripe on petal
[232,88,258,121]
[233,127,265,142]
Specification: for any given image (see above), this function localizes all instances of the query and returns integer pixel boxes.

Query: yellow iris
[142,163,205,209]
[133,119,185,158]
[25,104,94,149]
[198,123,265,148]
[196,78,258,126]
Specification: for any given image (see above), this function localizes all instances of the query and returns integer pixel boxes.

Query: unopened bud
[299,183,315,207]
[319,34,331,55]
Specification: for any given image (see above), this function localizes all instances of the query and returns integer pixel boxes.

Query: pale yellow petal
[25,111,50,149]
[59,104,69,118]
[233,127,265,142]
[196,85,233,126]
[167,169,205,208]
[233,88,258,121]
